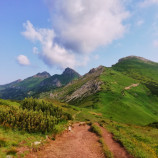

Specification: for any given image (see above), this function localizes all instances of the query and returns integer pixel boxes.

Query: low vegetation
[100,119,158,158]
[99,138,113,158]
[90,123,102,137]
[0,98,71,134]
[0,98,72,157]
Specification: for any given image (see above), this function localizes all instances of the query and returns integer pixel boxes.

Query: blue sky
[0,0,158,84]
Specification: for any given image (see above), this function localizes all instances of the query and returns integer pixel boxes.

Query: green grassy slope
[97,68,158,125]
[112,56,158,95]
[0,80,21,91]
[100,119,158,158]
[0,74,49,100]
[112,56,158,81]
[49,65,158,125]
[17,77,45,89]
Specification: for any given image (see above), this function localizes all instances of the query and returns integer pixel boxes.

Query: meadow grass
[100,119,158,158]
[0,126,44,158]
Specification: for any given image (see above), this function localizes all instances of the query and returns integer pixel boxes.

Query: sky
[0,0,158,84]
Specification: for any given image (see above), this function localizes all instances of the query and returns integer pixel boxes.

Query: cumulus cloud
[140,0,158,7]
[22,0,129,69]
[46,0,129,53]
[22,21,80,68]
[17,55,30,66]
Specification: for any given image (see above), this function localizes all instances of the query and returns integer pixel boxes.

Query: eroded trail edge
[99,125,132,158]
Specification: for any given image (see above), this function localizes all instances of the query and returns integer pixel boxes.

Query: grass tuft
[6,147,18,155]
[99,138,113,158]
[91,123,113,158]
[90,123,102,137]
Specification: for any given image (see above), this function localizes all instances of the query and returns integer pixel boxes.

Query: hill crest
[118,55,155,64]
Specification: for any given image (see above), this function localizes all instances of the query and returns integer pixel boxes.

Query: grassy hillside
[49,65,158,125]
[97,68,158,125]
[0,80,21,91]
[17,77,45,89]
[112,56,158,96]
[0,73,50,100]
[100,119,158,158]
[112,56,158,81]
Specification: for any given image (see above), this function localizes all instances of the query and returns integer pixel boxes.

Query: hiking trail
[25,123,132,158]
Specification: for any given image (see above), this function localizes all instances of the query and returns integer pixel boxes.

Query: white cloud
[17,55,30,66]
[22,0,129,68]
[46,0,129,53]
[140,0,158,7]
[22,21,80,69]
[153,40,158,47]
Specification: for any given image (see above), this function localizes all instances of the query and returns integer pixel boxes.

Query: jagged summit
[34,71,51,78]
[88,65,105,74]
[34,67,81,93]
[62,67,81,77]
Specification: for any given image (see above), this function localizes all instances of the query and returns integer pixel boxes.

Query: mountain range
[1,55,158,125]
[1,55,158,158]
[0,68,80,100]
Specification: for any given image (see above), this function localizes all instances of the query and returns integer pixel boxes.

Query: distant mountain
[0,68,80,100]
[0,79,22,91]
[49,65,104,103]
[0,71,50,99]
[34,68,81,93]
[33,71,51,78]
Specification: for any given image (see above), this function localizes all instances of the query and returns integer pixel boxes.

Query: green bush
[0,98,72,133]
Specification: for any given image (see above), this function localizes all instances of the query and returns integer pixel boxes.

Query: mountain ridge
[45,56,158,125]
[0,68,81,100]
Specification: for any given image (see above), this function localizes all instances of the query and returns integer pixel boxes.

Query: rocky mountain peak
[34,71,51,78]
[62,68,81,77]
[88,65,105,74]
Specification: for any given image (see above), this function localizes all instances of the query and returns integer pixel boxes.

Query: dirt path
[99,126,132,158]
[25,123,104,158]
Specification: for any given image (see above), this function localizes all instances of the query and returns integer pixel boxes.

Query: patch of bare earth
[100,126,132,158]
[125,83,139,90]
[25,123,104,158]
